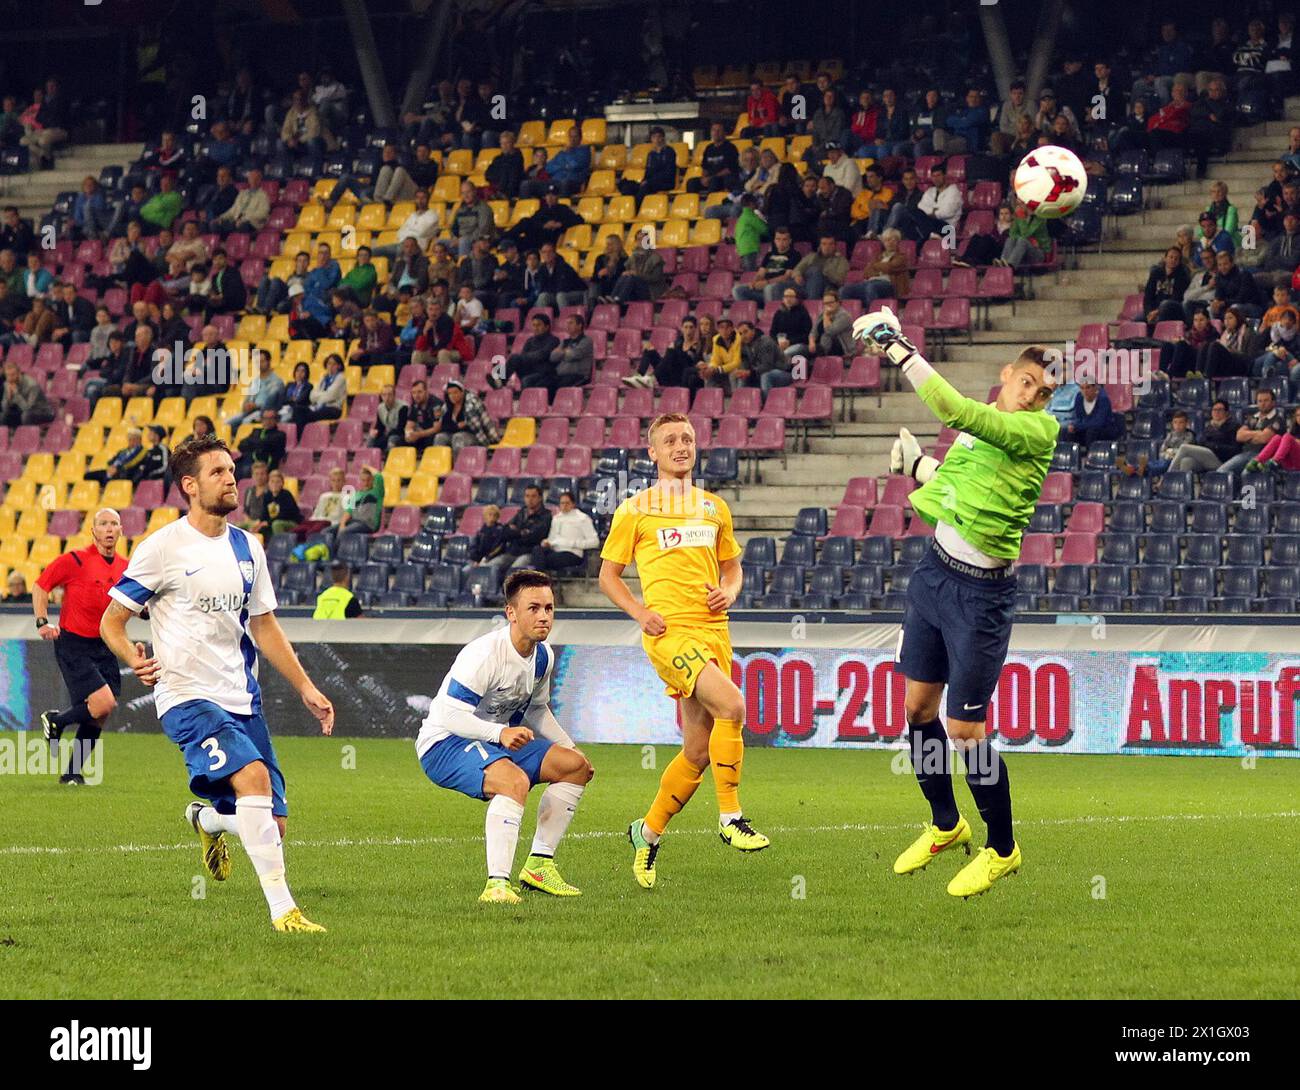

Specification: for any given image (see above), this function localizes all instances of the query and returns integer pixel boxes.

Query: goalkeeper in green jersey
[853,307,1059,899]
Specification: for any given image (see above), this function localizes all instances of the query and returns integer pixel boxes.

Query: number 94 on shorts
[643,625,733,700]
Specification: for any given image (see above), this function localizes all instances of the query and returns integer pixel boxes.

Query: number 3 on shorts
[201,736,228,772]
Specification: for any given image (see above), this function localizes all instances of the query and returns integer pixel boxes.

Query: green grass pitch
[1,734,1296,999]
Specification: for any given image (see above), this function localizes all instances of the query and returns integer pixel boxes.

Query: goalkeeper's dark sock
[70,724,102,778]
[964,739,1014,856]
[907,718,959,830]
[54,702,92,729]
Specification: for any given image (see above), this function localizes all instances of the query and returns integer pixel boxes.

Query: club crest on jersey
[238,560,255,583]
[701,498,717,517]
[656,524,718,550]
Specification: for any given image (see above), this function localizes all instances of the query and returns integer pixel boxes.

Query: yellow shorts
[643,624,733,700]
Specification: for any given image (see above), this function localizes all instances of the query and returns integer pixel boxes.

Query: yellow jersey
[600,483,742,628]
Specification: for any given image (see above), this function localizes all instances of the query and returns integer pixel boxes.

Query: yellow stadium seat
[29,535,61,567]
[730,111,751,138]
[628,143,652,169]
[386,200,415,228]
[576,196,605,224]
[759,137,788,160]
[580,118,607,145]
[517,120,546,147]
[557,246,581,270]
[593,223,624,249]
[283,341,314,370]
[418,445,453,479]
[152,397,186,429]
[66,479,100,512]
[101,481,133,509]
[693,65,719,89]
[265,314,291,343]
[314,340,345,368]
[3,479,36,512]
[145,508,179,535]
[754,61,781,84]
[605,194,635,222]
[789,134,813,159]
[121,396,154,427]
[475,147,501,172]
[404,475,440,506]
[720,64,750,89]
[355,202,386,231]
[507,198,539,227]
[659,218,690,248]
[681,166,702,187]
[546,119,576,145]
[54,452,86,483]
[22,453,54,484]
[311,179,338,202]
[596,145,626,171]
[268,257,294,281]
[703,190,729,209]
[579,250,599,278]
[489,200,510,229]
[384,446,417,479]
[17,507,47,539]
[0,508,14,537]
[326,203,357,229]
[639,193,668,220]
[314,230,342,255]
[0,537,28,567]
[343,366,362,396]
[90,397,123,428]
[380,471,402,505]
[72,425,105,456]
[690,218,722,246]
[819,58,845,80]
[280,231,312,257]
[432,175,462,203]
[361,365,395,394]
[296,203,326,232]
[585,169,616,196]
[495,417,536,448]
[670,142,689,168]
[562,223,593,250]
[185,396,217,423]
[620,165,645,185]
[236,313,268,342]
[233,422,256,447]
[669,193,700,220]
[444,148,474,175]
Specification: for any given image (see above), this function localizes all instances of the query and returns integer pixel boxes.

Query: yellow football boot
[893,816,973,875]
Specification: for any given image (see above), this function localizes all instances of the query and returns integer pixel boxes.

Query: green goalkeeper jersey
[909,372,1060,560]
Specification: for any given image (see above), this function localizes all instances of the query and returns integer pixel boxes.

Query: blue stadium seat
[1243,473,1276,503]
[1015,563,1048,595]
[354,564,391,596]
[1132,409,1166,440]
[335,533,369,567]
[276,588,307,606]
[369,534,404,565]
[770,566,806,596]
[756,593,796,609]
[1175,566,1215,597]
[1155,471,1193,503]
[1233,506,1269,536]
[1212,596,1252,613]
[1150,147,1186,183]
[1114,149,1149,176]
[809,566,845,597]
[886,565,915,592]
[1169,596,1209,614]
[544,477,578,506]
[835,592,872,610]
[743,537,777,567]
[1128,595,1165,613]
[1218,567,1258,597]
[1054,565,1092,596]
[898,537,931,564]
[798,593,834,611]
[858,537,894,565]
[1109,502,1145,534]
[1183,534,1222,565]
[878,592,909,610]
[407,534,441,566]
[1270,534,1300,564]
[1188,503,1227,535]
[1041,594,1082,612]
[849,567,883,595]
[1224,535,1264,567]
[393,564,427,595]
[1142,533,1180,564]
[1263,569,1300,598]
[820,536,856,566]
[1114,474,1151,502]
[1108,175,1144,214]
[266,534,297,564]
[473,477,508,506]
[1084,593,1124,613]
[1051,443,1082,472]
[442,536,472,565]
[1281,475,1300,502]
[1173,378,1209,408]
[1029,504,1063,533]
[1137,378,1170,408]
[421,506,457,535]
[1076,471,1111,502]
[793,506,829,537]
[1259,597,1297,612]
[416,591,450,609]
[464,566,503,603]
[507,478,544,506]
[280,564,317,595]
[1217,376,1251,408]
[428,563,463,595]
[781,536,817,566]
[374,591,412,608]
[1101,534,1138,564]
[701,448,740,486]
[1275,504,1300,534]
[1198,473,1236,503]
[1083,442,1120,472]
[1015,593,1039,612]
[742,562,770,590]
[594,449,627,476]
[1092,565,1128,596]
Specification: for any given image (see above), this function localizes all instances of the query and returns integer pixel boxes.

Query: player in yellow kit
[599,412,770,890]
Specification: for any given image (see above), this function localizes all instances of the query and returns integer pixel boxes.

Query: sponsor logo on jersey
[238,560,255,584]
[656,524,718,551]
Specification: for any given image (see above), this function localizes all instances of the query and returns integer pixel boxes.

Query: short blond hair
[647,412,692,446]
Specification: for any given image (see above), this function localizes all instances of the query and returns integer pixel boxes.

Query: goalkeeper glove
[851,306,919,367]
[889,427,939,483]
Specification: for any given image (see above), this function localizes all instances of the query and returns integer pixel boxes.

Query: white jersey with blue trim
[108,517,278,718]
[416,625,556,757]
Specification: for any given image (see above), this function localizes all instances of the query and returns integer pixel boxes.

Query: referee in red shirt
[34,508,130,785]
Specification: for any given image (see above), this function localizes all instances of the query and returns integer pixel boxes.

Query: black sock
[70,724,102,777]
[964,740,1014,856]
[907,718,959,830]
[54,702,92,729]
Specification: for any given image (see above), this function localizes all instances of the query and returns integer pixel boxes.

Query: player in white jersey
[417,569,593,904]
[100,435,335,934]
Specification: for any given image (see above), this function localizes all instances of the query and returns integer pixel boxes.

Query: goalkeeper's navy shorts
[897,540,1016,723]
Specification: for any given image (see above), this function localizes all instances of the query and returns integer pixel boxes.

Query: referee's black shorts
[53,632,123,704]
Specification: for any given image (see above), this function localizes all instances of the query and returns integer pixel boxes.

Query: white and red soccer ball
[1012,145,1087,219]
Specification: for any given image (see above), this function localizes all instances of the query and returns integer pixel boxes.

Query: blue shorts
[160,699,287,817]
[419,734,553,801]
[897,544,1017,723]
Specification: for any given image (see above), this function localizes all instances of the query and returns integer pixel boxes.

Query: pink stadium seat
[748,416,785,454]
[317,449,347,475]
[588,328,608,359]
[385,506,422,536]
[484,387,514,419]
[910,268,944,299]
[485,446,522,476]
[759,386,796,418]
[669,273,699,296]
[537,418,569,446]
[656,248,677,274]
[546,387,584,419]
[694,298,722,321]
[792,384,834,424]
[589,304,620,332]
[1039,472,1073,505]
[691,387,724,417]
[280,449,313,478]
[119,508,147,537]
[453,446,487,478]
[1153,320,1185,341]
[585,386,618,419]
[880,475,916,507]
[904,514,935,537]
[827,503,867,538]
[1115,321,1146,340]
[1058,532,1098,566]
[515,387,549,418]
[969,181,1003,210]
[842,477,878,507]
[474,332,507,362]
[225,232,250,261]
[727,299,757,326]
[680,246,710,275]
[1018,533,1057,565]
[523,445,557,477]
[700,270,734,299]
[10,425,40,454]
[0,451,23,481]
[917,239,951,269]
[655,387,690,415]
[351,448,382,474]
[1105,383,1134,414]
[714,415,749,449]
[623,302,654,330]
[728,387,762,419]
[608,416,641,448]
[558,446,592,476]
[333,419,364,448]
[48,509,82,538]
[901,298,932,327]
[976,265,1014,301]
[655,299,688,328]
[1066,503,1105,534]
[688,415,713,448]
[1076,323,1109,352]
[932,297,971,335]
[437,472,473,506]
[611,328,642,358]
[297,421,331,451]
[573,416,605,448]
[866,504,905,538]
[944,267,977,298]
[348,394,378,424]
[1119,293,1144,321]
[850,239,881,269]
[621,386,654,419]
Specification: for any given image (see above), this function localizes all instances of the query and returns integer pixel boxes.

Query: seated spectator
[1195,19,1236,95]
[820,142,862,197]
[50,280,95,347]
[1164,308,1217,378]
[448,180,494,258]
[430,377,500,451]
[296,466,350,538]
[689,122,740,194]
[326,143,407,209]
[1256,210,1300,291]
[297,352,346,427]
[1,358,53,426]
[995,201,1051,269]
[372,187,440,259]
[412,297,473,366]
[369,383,408,451]
[1143,245,1193,325]
[734,319,791,396]
[73,176,111,241]
[1132,20,1196,105]
[19,77,68,169]
[814,174,853,241]
[139,174,183,235]
[1205,180,1239,238]
[313,561,363,618]
[996,79,1032,140]
[1209,250,1263,320]
[226,348,284,427]
[699,316,741,388]
[791,234,849,300]
[588,234,627,304]
[804,89,848,167]
[617,126,676,198]
[1188,78,1234,179]
[0,207,35,257]
[844,226,910,305]
[524,314,592,396]
[1246,405,1300,472]
[349,309,396,369]
[204,248,246,318]
[518,147,553,199]
[85,304,116,364]
[498,485,553,572]
[336,465,385,541]
[466,503,512,573]
[1215,387,1284,476]
[1253,305,1300,379]
[1063,380,1123,448]
[1262,285,1300,329]
[732,225,799,304]
[277,361,311,424]
[896,162,962,243]
[768,287,813,361]
[533,241,585,308]
[84,426,146,484]
[385,236,430,300]
[546,125,593,197]
[194,165,238,226]
[402,379,442,452]
[456,236,499,303]
[1125,409,1195,476]
[532,491,599,573]
[742,80,781,139]
[5,571,30,603]
[494,313,559,389]
[809,290,853,357]
[3,295,53,347]
[259,468,302,536]
[1146,81,1193,149]
[485,129,524,199]
[955,203,1015,269]
[851,166,895,240]
[236,407,288,475]
[1200,305,1256,377]
[278,89,328,174]
[237,461,275,539]
[611,230,667,302]
[451,283,485,336]
[945,87,990,155]
[1165,399,1241,473]
[1033,88,1080,142]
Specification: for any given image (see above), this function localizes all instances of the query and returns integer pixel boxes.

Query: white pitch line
[1,810,1296,858]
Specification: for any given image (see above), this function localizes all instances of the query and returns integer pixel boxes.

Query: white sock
[643,823,660,845]
[234,795,296,920]
[485,796,525,880]
[720,810,742,824]
[198,806,240,836]
[529,782,584,857]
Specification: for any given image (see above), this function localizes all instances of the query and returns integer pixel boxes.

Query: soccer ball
[1012,145,1087,219]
